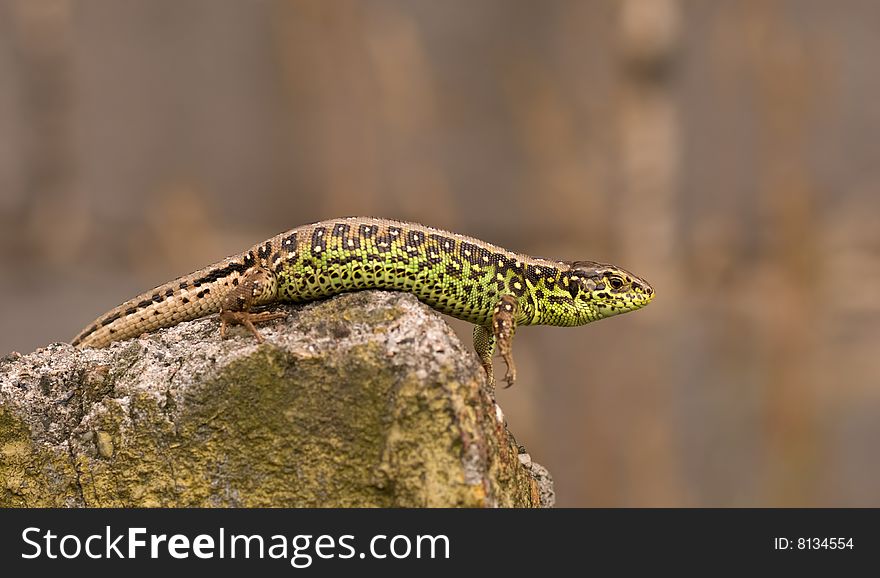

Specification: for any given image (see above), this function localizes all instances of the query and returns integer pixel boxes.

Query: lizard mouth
[596,291,653,318]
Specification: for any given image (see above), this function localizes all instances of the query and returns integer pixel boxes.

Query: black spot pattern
[360,224,379,237]
[375,233,393,252]
[524,265,541,285]
[407,230,425,247]
[546,295,574,306]
[191,261,249,287]
[311,227,327,254]
[426,245,443,266]
[508,276,526,297]
[430,234,456,254]
[494,254,514,276]
[459,242,483,265]
[332,223,360,251]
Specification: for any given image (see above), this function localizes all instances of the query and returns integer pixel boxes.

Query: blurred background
[1,0,878,507]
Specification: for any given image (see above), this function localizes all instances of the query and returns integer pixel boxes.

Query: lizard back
[272,217,567,326]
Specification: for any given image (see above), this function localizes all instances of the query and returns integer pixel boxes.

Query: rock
[0,291,553,507]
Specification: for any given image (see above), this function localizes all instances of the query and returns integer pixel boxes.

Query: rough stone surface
[1,291,553,507]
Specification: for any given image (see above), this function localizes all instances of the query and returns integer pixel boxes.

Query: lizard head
[566,260,654,324]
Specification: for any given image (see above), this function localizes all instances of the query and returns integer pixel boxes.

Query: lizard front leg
[473,295,519,389]
[473,325,496,389]
[219,267,286,343]
[492,294,519,388]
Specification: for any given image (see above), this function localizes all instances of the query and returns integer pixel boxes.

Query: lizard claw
[502,364,517,388]
[219,310,286,343]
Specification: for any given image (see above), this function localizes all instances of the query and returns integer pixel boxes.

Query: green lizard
[72,217,654,387]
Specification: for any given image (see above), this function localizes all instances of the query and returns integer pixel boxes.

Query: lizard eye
[608,275,624,290]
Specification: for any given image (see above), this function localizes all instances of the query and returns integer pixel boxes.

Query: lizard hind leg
[219,267,286,343]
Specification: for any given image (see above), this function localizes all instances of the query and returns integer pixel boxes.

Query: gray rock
[1,291,553,507]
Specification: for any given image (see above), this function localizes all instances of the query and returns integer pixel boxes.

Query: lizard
[71,217,654,388]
